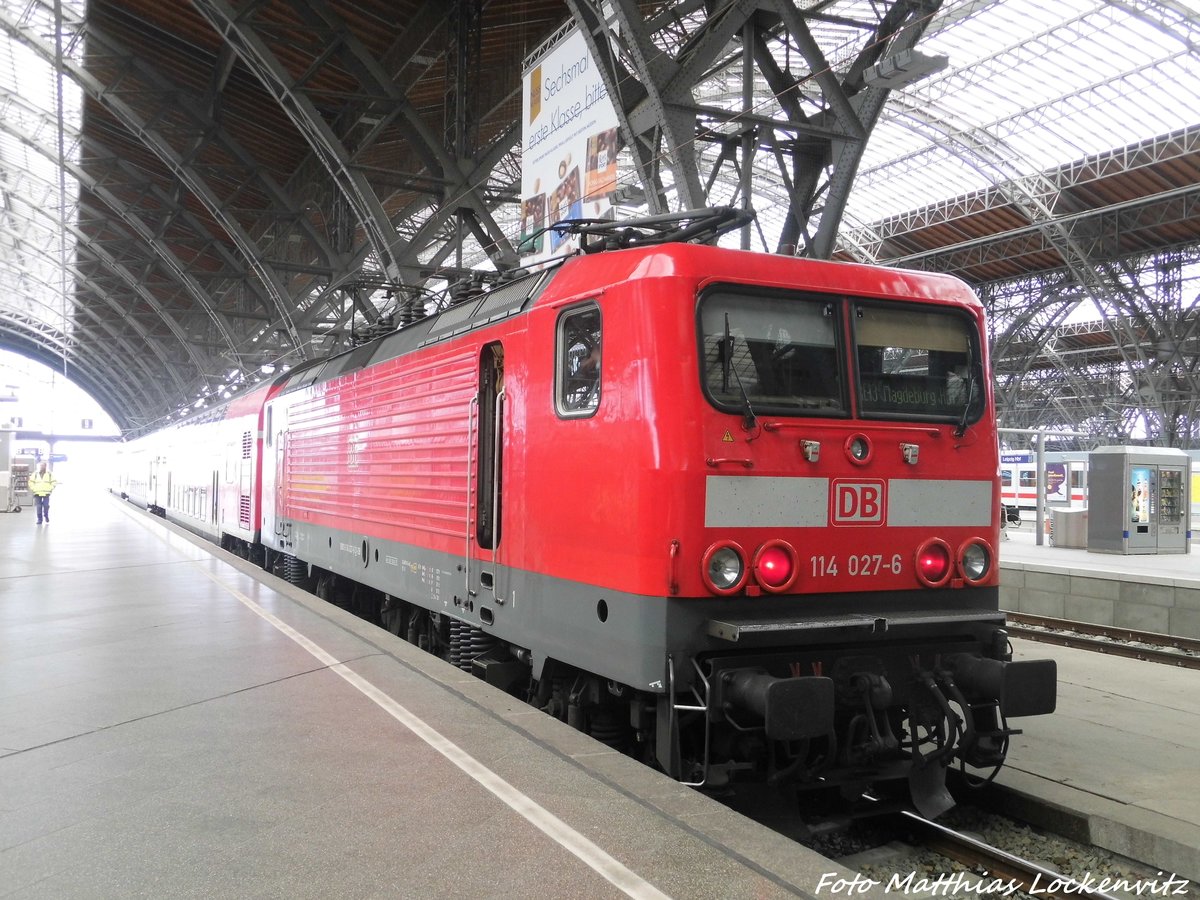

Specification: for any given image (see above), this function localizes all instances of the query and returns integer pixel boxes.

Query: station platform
[1000,524,1198,585]
[996,526,1200,883]
[995,637,1200,883]
[1000,525,1200,639]
[0,490,848,899]
[3,493,1197,896]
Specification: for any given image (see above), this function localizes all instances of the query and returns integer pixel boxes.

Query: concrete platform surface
[999,526,1200,638]
[999,636,1200,882]
[1000,525,1199,586]
[998,528,1200,881]
[0,490,849,900]
[6,490,1198,897]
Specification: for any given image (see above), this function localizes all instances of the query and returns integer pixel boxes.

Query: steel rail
[898,810,1124,900]
[1006,613,1200,669]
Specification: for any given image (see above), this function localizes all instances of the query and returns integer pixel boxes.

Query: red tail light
[915,539,952,587]
[753,541,798,592]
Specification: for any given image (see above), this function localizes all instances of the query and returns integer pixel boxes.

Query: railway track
[1005,613,1200,669]
[898,810,1125,900]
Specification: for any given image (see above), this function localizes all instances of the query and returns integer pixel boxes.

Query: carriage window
[556,304,601,417]
[855,304,982,422]
[699,290,844,415]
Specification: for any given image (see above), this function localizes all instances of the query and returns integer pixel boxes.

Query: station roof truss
[0,0,1196,443]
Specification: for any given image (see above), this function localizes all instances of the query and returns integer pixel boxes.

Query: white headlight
[961,541,990,581]
[708,546,744,590]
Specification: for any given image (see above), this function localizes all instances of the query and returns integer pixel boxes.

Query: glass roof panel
[0,0,1195,321]
[0,0,83,331]
[848,0,1200,230]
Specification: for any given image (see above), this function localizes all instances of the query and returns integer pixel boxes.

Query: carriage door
[259,403,285,546]
[274,428,291,544]
[468,343,505,606]
[149,455,161,509]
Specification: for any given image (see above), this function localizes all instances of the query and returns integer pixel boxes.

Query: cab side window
[556,304,602,417]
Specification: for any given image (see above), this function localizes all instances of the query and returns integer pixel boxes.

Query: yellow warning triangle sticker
[722,430,735,442]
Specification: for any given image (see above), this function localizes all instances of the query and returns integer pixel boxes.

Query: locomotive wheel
[314,572,338,604]
[380,595,406,637]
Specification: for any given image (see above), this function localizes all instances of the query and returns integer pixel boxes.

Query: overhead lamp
[608,185,646,206]
[864,50,949,89]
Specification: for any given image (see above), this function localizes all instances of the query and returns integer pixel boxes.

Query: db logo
[832,479,886,526]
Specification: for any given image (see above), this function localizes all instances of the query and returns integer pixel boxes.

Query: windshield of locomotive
[699,290,983,422]
[699,291,844,415]
[854,303,982,422]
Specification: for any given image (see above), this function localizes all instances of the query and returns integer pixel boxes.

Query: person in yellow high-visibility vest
[29,461,58,525]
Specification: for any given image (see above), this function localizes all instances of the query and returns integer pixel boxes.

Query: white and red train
[1000,454,1088,509]
[116,212,1056,817]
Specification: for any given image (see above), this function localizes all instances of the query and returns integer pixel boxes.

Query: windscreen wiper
[724,312,757,431]
[954,365,978,438]
[722,313,732,394]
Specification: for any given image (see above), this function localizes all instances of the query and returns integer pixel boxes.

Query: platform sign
[521,26,620,266]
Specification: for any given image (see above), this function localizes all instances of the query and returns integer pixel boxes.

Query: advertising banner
[1044,462,1068,505]
[521,27,620,266]
[1131,466,1152,524]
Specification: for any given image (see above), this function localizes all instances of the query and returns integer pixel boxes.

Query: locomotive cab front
[547,245,1059,817]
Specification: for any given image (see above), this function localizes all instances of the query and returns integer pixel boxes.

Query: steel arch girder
[392,125,524,272]
[0,164,196,409]
[0,311,162,432]
[566,0,703,212]
[0,107,215,388]
[821,68,1187,439]
[565,0,929,243]
[191,0,518,276]
[801,0,943,258]
[0,228,191,403]
[0,7,311,355]
[566,0,666,212]
[189,0,405,281]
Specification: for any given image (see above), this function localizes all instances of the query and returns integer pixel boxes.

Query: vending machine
[2,428,33,513]
[1086,446,1191,554]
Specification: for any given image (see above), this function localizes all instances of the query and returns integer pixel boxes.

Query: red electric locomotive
[120,210,1056,817]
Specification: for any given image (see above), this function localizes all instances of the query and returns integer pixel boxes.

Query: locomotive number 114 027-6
[810,553,904,577]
